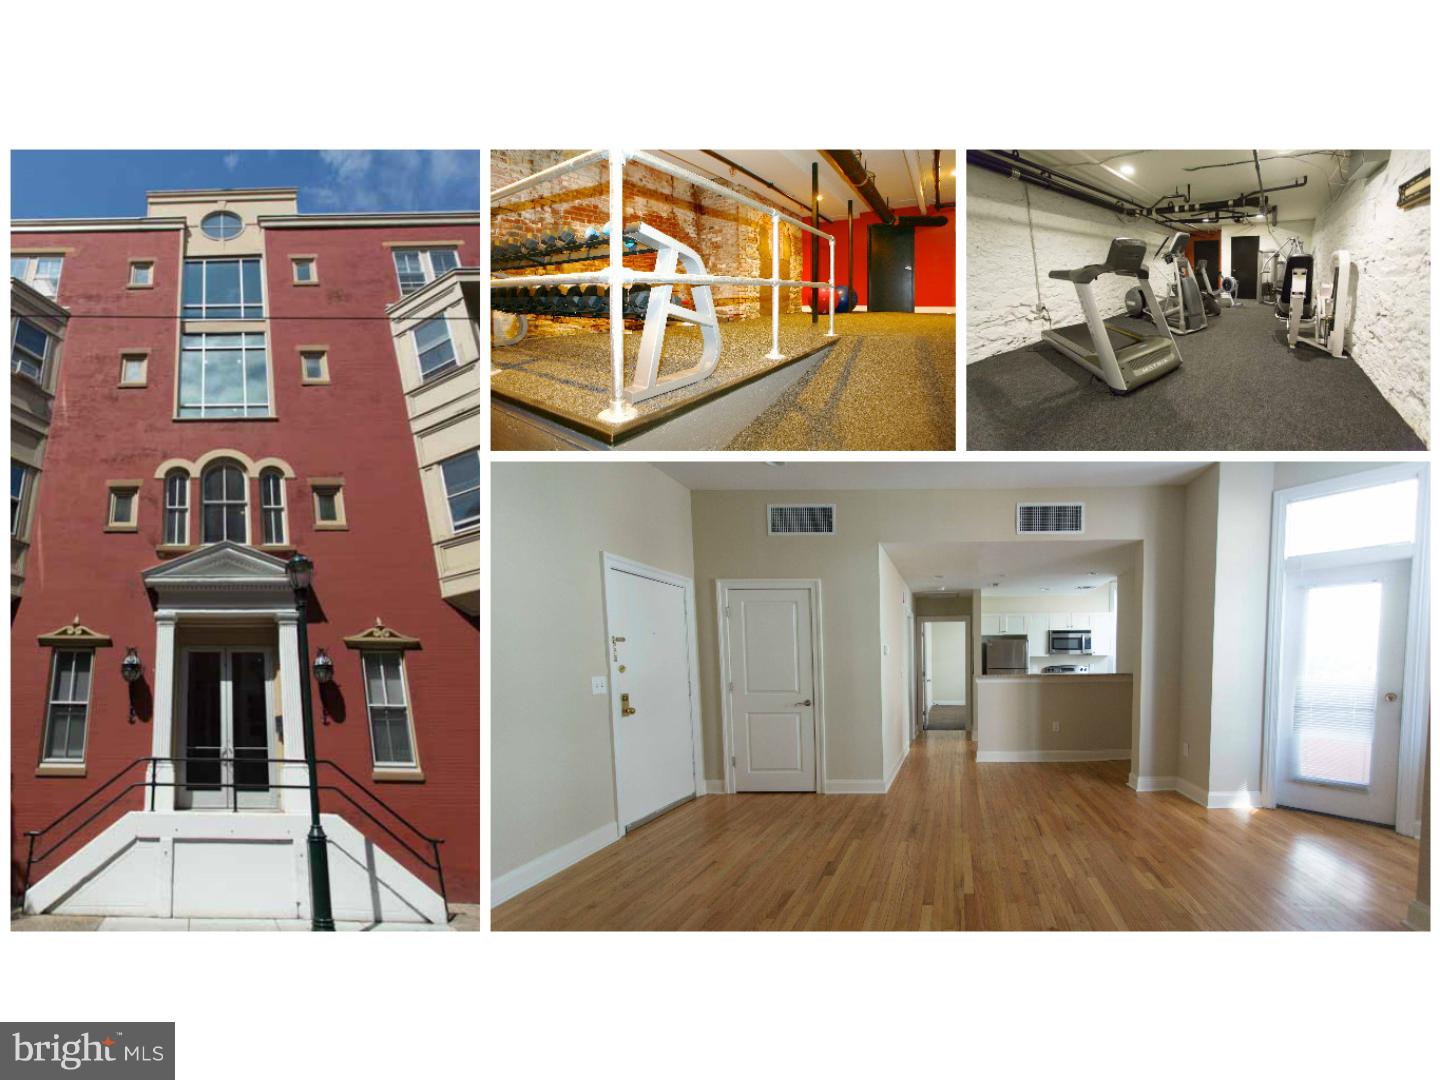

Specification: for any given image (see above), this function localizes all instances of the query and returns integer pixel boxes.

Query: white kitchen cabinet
[1000,614,1028,635]
[1026,614,1050,658]
[981,614,1001,636]
[1091,612,1115,659]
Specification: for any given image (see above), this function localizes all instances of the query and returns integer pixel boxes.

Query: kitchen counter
[978,673,1131,682]
[974,673,1133,761]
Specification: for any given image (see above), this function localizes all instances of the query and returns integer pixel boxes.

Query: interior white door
[922,623,934,723]
[725,587,816,792]
[608,566,697,831]
[1275,559,1409,825]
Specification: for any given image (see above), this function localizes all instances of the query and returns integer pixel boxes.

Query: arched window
[164,469,189,545]
[260,468,286,546]
[201,461,247,543]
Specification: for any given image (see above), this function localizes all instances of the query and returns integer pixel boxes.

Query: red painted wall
[802,205,956,309]
[10,221,481,903]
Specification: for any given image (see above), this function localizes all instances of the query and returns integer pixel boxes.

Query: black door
[868,226,914,312]
[1231,235,1260,300]
[1192,239,1220,290]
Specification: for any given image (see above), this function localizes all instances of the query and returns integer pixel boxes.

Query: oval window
[201,211,244,240]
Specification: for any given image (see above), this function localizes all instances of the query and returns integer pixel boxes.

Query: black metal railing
[21,756,449,923]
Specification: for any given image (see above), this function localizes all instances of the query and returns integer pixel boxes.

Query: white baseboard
[825,778,887,794]
[1405,899,1430,931]
[883,742,910,792]
[915,306,956,314]
[1129,773,1179,793]
[703,779,727,795]
[1205,788,1261,810]
[977,748,1130,763]
[489,822,620,908]
[1173,777,1209,807]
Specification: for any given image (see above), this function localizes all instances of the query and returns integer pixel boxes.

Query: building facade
[9,187,481,923]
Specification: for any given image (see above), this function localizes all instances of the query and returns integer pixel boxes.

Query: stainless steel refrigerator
[982,634,1028,675]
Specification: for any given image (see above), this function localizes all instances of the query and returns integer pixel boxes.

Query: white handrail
[493,149,841,420]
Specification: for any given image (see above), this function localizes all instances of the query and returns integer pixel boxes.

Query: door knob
[795,699,812,707]
[1384,692,1399,703]
[620,692,637,716]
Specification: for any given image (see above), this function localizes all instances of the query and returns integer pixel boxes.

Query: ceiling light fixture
[1119,163,1135,177]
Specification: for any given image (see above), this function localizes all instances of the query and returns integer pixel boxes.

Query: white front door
[1275,560,1409,825]
[724,587,817,792]
[606,566,698,831]
[177,647,279,810]
[922,623,934,725]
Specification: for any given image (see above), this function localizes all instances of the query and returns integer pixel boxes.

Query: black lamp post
[286,552,335,932]
[121,648,143,721]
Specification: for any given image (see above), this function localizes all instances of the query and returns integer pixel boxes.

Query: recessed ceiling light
[764,461,785,467]
[1119,163,1135,176]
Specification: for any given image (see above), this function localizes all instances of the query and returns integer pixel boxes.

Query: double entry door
[177,647,279,810]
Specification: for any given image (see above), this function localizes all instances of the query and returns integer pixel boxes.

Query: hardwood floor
[491,732,1420,931]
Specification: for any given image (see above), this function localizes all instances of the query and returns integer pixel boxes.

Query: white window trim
[440,451,480,533]
[260,469,288,547]
[200,210,245,241]
[12,318,50,382]
[163,470,190,547]
[178,332,272,419]
[362,650,421,770]
[12,254,63,298]
[12,461,32,538]
[1260,463,1430,838]
[105,481,141,531]
[128,260,155,288]
[200,463,250,545]
[412,316,458,382]
[392,247,460,296]
[42,648,94,764]
[182,256,265,321]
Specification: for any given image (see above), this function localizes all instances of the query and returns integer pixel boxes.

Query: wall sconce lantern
[313,648,334,684]
[121,647,143,684]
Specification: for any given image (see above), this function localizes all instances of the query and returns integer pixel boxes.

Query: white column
[826,237,837,337]
[765,212,784,361]
[275,613,309,813]
[147,613,178,812]
[597,150,637,423]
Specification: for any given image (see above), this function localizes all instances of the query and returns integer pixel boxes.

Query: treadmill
[1042,237,1183,395]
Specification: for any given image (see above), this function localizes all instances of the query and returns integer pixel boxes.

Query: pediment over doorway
[141,541,294,600]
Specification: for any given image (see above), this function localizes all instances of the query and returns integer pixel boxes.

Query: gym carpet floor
[967,303,1426,450]
[492,313,955,450]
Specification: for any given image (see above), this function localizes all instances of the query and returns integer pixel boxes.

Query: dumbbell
[578,286,605,314]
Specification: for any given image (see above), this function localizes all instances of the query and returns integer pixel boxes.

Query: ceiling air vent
[1016,502,1084,535]
[768,504,836,536]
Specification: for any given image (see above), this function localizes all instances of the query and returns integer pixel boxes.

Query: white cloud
[311,150,477,211]
[223,152,241,172]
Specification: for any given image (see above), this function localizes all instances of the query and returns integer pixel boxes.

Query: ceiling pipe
[1252,150,1269,213]
[902,150,928,214]
[821,150,897,225]
[933,150,948,210]
[968,150,1161,220]
[700,150,830,223]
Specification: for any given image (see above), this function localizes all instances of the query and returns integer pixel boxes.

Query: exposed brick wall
[966,164,1171,361]
[1310,149,1431,442]
[491,150,805,337]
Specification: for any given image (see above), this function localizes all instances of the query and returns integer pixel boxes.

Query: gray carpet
[967,303,1426,450]
[926,705,967,731]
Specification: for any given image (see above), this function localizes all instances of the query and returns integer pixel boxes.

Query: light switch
[1051,721,1060,733]
[591,676,608,695]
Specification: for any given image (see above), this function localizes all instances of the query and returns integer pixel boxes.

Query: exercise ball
[818,285,857,314]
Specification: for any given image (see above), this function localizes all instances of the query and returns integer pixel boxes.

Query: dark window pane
[447,488,480,528]
[207,262,240,304]
[226,505,245,541]
[202,505,224,542]
[183,262,205,307]
[316,492,337,521]
[224,466,244,499]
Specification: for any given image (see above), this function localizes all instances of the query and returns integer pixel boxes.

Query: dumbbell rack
[492,232,654,272]
[492,149,836,423]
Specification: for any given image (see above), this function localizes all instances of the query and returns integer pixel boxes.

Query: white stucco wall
[1309,149,1431,442]
[966,164,1173,361]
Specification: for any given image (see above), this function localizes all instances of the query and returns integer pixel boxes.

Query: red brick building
[10,187,480,923]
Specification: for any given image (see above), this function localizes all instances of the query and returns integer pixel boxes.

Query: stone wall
[1310,149,1431,442]
[965,164,1171,361]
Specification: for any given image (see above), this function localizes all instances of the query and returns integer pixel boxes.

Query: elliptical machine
[1219,271,1241,307]
[1125,232,1208,334]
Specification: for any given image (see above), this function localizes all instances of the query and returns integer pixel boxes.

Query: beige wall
[690,485,1186,785]
[975,676,1132,756]
[490,463,694,879]
[878,548,913,784]
[1179,466,1220,791]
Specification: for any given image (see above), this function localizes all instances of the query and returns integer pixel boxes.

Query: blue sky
[11,150,480,218]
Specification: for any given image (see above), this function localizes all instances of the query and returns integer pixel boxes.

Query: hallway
[493,732,1419,931]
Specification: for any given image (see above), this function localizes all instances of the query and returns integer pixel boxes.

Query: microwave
[1049,629,1093,655]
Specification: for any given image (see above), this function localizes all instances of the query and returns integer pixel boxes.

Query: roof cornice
[258,211,481,229]
[146,187,299,199]
[12,217,187,232]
